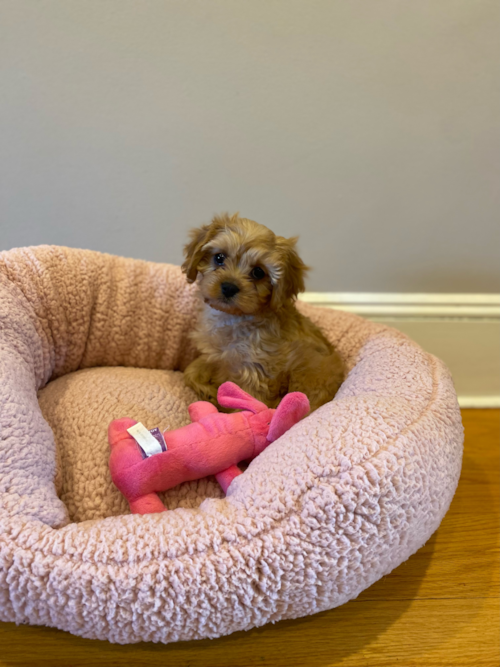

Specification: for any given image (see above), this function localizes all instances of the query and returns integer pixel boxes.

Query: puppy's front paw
[198,388,218,406]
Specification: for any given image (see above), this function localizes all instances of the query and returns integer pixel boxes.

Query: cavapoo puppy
[182,213,344,412]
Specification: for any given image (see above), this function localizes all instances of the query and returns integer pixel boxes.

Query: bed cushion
[0,246,463,644]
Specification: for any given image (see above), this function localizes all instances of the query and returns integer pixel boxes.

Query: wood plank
[357,515,499,601]
[1,409,498,667]
[1,598,498,667]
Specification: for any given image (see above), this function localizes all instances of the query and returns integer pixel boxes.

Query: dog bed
[0,246,464,644]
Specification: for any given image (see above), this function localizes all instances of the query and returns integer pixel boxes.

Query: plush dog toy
[108,382,310,514]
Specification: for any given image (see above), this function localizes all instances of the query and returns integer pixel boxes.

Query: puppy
[182,213,344,412]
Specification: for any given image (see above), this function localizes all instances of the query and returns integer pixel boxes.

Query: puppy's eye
[214,253,226,266]
[251,266,266,280]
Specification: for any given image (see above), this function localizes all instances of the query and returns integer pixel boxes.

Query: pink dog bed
[0,246,463,644]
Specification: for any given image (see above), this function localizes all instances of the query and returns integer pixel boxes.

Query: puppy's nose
[221,282,240,298]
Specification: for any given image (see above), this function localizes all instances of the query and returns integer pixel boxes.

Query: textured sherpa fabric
[38,368,222,522]
[0,246,464,644]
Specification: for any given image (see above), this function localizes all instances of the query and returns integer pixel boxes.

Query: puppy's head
[182,213,308,315]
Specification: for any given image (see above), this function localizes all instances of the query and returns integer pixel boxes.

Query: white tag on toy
[127,422,164,457]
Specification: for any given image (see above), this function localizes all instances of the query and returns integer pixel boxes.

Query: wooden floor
[1,409,498,667]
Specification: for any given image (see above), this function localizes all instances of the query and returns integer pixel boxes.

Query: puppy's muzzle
[220,282,240,299]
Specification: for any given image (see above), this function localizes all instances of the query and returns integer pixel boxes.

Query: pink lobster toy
[108,382,310,514]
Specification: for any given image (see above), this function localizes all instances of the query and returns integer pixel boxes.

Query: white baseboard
[456,396,500,409]
[299,293,500,409]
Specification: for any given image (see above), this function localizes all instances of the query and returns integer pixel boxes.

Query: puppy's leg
[287,343,344,412]
[183,356,219,406]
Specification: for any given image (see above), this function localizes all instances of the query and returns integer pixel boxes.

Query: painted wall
[1,1,498,292]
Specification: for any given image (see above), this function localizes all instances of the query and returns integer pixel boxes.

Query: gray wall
[1,1,498,292]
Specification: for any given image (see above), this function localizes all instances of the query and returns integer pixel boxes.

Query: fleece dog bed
[0,246,463,644]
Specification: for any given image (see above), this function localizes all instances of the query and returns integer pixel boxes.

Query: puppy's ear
[181,217,226,283]
[270,236,309,309]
